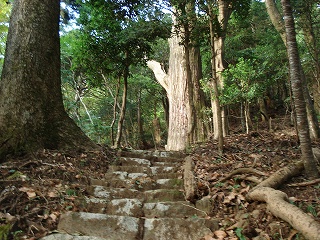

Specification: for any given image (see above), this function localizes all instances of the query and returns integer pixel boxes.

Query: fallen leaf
[202,234,215,240]
[19,187,36,198]
[214,230,227,239]
[48,191,58,198]
[49,213,58,222]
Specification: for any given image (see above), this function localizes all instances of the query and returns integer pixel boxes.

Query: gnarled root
[247,160,320,240]
[247,187,320,240]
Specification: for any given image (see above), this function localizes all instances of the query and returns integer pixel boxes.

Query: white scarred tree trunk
[147,29,189,151]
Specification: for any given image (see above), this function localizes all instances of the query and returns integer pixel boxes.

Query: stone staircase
[41,150,218,240]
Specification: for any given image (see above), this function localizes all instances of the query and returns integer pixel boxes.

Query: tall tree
[265,0,320,139]
[296,0,320,114]
[75,0,170,148]
[281,0,319,179]
[148,3,211,151]
[148,14,190,151]
[0,0,96,159]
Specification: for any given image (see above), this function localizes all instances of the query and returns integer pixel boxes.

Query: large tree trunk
[189,37,209,144]
[147,13,209,151]
[265,0,320,140]
[208,4,224,153]
[148,32,189,151]
[281,0,319,179]
[211,0,232,139]
[0,0,96,160]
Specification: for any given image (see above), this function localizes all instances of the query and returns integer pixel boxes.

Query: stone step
[108,165,179,174]
[51,212,218,240]
[143,217,218,240]
[143,201,208,218]
[119,149,186,159]
[87,185,185,202]
[117,156,183,167]
[91,178,183,191]
[101,170,182,181]
[84,198,208,218]
[41,234,107,240]
[118,157,151,166]
[56,212,143,240]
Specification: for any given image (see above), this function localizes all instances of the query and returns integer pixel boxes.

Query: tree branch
[147,60,169,93]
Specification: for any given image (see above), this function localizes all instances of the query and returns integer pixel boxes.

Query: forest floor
[0,117,319,240]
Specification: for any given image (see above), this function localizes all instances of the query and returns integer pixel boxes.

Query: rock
[143,217,218,240]
[195,196,213,214]
[41,233,107,240]
[183,156,197,201]
[57,212,142,239]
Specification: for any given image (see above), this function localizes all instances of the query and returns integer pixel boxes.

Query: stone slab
[118,157,151,166]
[143,201,207,218]
[105,198,143,217]
[57,212,142,240]
[143,217,218,240]
[41,233,107,240]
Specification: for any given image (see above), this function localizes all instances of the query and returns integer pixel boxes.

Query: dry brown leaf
[223,192,236,204]
[19,186,37,198]
[214,230,227,239]
[49,213,58,222]
[202,234,215,240]
[47,191,58,198]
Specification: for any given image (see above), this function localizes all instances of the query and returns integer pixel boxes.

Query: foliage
[221,57,266,106]
[0,0,11,75]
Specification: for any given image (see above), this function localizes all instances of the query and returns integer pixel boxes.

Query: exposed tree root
[288,178,320,187]
[247,187,320,240]
[220,167,267,182]
[247,160,320,240]
[252,160,304,189]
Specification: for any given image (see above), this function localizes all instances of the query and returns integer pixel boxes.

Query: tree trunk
[266,0,319,140]
[211,0,232,139]
[208,4,224,153]
[189,46,209,143]
[258,98,269,122]
[0,0,96,160]
[147,30,189,151]
[152,102,162,149]
[302,12,320,113]
[281,0,319,179]
[114,67,128,148]
[102,74,120,146]
[147,13,208,151]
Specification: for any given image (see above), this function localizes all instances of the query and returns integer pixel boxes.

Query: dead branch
[287,178,320,187]
[247,186,320,240]
[220,167,268,182]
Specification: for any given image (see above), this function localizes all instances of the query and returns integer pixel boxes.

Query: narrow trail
[41,150,218,240]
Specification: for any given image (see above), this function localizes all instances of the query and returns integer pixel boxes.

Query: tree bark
[0,0,96,160]
[281,0,319,179]
[208,4,224,153]
[211,0,232,139]
[147,12,209,151]
[147,28,189,151]
[114,67,128,148]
